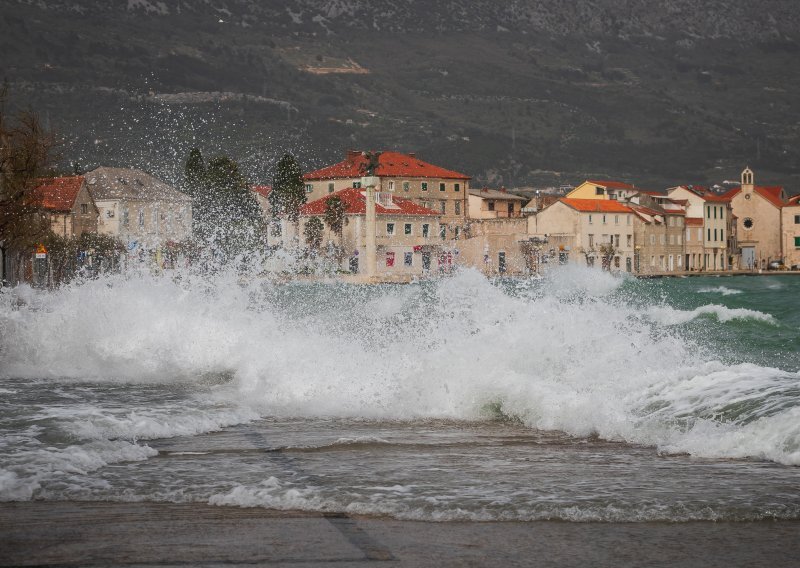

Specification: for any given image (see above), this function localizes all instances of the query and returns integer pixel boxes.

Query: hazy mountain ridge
[3,0,800,189]
[10,0,800,40]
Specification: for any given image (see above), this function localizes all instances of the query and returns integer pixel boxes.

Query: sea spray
[1,267,799,472]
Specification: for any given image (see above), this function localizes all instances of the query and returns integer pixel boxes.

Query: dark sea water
[1,268,799,521]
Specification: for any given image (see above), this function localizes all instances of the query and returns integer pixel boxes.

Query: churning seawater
[1,268,799,521]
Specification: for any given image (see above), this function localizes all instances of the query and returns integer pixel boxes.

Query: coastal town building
[467,188,527,219]
[527,198,636,272]
[461,218,529,275]
[627,196,686,273]
[780,195,800,269]
[299,188,444,276]
[303,151,470,240]
[721,168,786,270]
[566,180,645,202]
[31,176,98,238]
[85,167,192,252]
[666,185,733,271]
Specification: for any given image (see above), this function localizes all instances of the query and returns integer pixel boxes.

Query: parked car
[767,260,788,270]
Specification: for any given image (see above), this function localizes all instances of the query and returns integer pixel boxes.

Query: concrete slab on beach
[2,502,799,567]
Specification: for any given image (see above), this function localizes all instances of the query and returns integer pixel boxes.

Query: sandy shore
[2,501,799,567]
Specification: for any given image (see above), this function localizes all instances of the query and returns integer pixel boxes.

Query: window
[404,252,413,266]
[440,201,446,214]
[403,181,410,192]
[353,181,362,188]
[615,215,619,225]
[455,201,461,215]
[454,227,460,239]
[795,237,800,247]
[706,206,710,218]
[588,234,594,247]
[386,223,395,236]
[626,216,631,225]
[152,207,159,228]
[138,209,145,228]
[795,215,800,224]
[743,218,754,229]
[626,234,632,247]
[122,209,129,227]
[707,228,711,241]
[81,203,88,214]
[669,235,674,245]
[651,255,655,266]
[488,200,495,211]
[421,182,428,192]
[588,215,593,224]
[454,183,460,192]
[660,234,665,245]
[595,186,604,195]
[440,226,447,240]
[439,182,446,192]
[328,183,335,193]
[388,181,395,191]
[713,207,717,219]
[614,234,620,247]
[650,235,655,245]
[720,229,724,242]
[404,223,412,235]
[305,184,313,193]
[602,215,607,224]
[386,251,395,267]
[714,229,718,241]
[422,223,430,238]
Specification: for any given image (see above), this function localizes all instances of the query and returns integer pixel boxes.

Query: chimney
[346,149,360,160]
[408,152,416,158]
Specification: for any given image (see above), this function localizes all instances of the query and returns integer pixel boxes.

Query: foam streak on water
[1,268,799,519]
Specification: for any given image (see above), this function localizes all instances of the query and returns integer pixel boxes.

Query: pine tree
[303,217,324,250]
[183,147,206,199]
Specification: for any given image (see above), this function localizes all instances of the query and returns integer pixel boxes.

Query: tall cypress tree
[184,148,206,200]
[269,153,306,223]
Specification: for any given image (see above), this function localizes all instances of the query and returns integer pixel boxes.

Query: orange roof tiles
[31,176,85,211]
[304,151,470,181]
[300,188,440,217]
[251,185,272,198]
[559,198,633,213]
[722,185,785,208]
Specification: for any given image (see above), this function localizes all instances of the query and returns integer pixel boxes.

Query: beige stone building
[781,195,800,269]
[461,218,529,275]
[303,151,470,240]
[627,202,685,273]
[32,176,98,237]
[722,168,786,270]
[667,185,733,271]
[468,188,527,219]
[86,167,192,251]
[528,198,636,272]
[299,188,445,276]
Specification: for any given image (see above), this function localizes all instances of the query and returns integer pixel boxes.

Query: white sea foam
[697,285,742,296]
[645,304,775,325]
[1,266,798,473]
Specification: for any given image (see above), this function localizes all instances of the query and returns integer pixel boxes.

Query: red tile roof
[251,185,272,198]
[685,217,704,226]
[559,198,633,213]
[788,194,800,205]
[300,188,440,217]
[304,151,470,181]
[31,176,85,211]
[722,185,785,208]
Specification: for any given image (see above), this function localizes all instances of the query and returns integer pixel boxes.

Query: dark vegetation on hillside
[1,0,799,190]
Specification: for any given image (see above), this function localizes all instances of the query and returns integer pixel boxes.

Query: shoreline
[3,501,800,567]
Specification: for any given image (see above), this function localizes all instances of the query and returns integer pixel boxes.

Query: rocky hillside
[2,0,799,189]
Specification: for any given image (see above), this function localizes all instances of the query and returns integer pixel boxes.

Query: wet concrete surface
[2,501,799,567]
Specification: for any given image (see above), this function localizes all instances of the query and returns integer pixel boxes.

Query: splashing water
[1,267,798,519]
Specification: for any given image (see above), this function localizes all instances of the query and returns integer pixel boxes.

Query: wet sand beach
[2,501,799,567]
